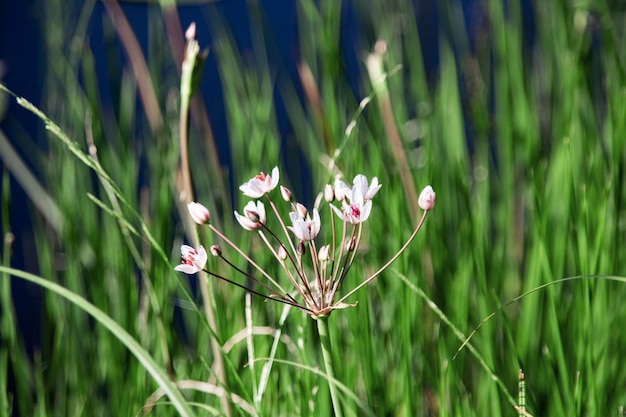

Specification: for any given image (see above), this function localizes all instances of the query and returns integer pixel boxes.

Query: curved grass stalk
[392,271,626,416]
[393,269,524,415]
[0,266,196,417]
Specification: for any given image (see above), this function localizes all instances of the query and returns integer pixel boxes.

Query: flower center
[183,249,199,264]
[349,204,361,219]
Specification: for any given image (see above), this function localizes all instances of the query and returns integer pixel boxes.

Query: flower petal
[269,166,280,189]
[174,264,200,274]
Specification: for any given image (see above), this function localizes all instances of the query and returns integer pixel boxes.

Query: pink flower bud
[280,185,292,202]
[245,209,260,223]
[418,185,436,211]
[188,202,210,224]
[234,201,266,231]
[296,203,308,218]
[297,241,306,256]
[210,245,222,257]
[324,184,334,202]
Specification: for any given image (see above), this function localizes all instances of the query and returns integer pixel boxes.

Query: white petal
[235,210,257,230]
[194,245,208,268]
[330,204,347,222]
[365,177,381,199]
[175,264,199,274]
[358,200,372,223]
[180,244,195,256]
[269,166,280,189]
[311,209,321,236]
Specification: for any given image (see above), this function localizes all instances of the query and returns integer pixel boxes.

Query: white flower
[288,208,321,241]
[418,185,436,211]
[333,178,351,201]
[331,188,372,224]
[353,174,381,200]
[239,166,280,198]
[174,245,208,274]
[234,201,266,230]
[187,202,210,224]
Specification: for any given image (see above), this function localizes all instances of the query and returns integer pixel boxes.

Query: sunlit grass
[1,0,626,416]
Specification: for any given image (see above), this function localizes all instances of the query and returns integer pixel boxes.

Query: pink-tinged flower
[333,178,351,201]
[187,202,210,224]
[239,166,280,198]
[331,188,372,224]
[234,201,266,230]
[418,185,436,211]
[175,245,207,274]
[288,208,321,241]
[353,174,381,200]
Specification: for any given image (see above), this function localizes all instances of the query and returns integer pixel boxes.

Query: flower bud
[318,245,330,261]
[278,245,288,261]
[345,236,356,252]
[185,22,196,41]
[245,208,260,223]
[210,245,222,257]
[296,202,308,218]
[324,184,334,202]
[188,202,211,224]
[418,185,436,211]
[280,185,292,202]
[297,241,306,256]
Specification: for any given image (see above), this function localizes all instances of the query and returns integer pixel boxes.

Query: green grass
[1,0,626,416]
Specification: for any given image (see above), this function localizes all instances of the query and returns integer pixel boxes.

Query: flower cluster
[175,166,435,318]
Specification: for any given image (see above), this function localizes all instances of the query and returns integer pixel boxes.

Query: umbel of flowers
[176,166,435,318]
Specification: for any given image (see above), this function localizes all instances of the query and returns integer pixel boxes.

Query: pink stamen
[182,249,198,265]
[350,205,361,219]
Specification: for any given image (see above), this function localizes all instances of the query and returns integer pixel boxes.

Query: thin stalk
[178,29,231,417]
[316,316,343,417]
[336,210,428,305]
[366,46,419,214]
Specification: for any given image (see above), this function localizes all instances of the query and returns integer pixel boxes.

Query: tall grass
[1,0,626,416]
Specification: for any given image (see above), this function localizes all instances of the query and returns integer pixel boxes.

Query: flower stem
[316,316,343,417]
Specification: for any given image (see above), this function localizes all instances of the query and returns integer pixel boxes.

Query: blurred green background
[1,0,626,416]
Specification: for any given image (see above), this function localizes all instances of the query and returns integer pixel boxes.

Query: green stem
[316,316,343,417]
